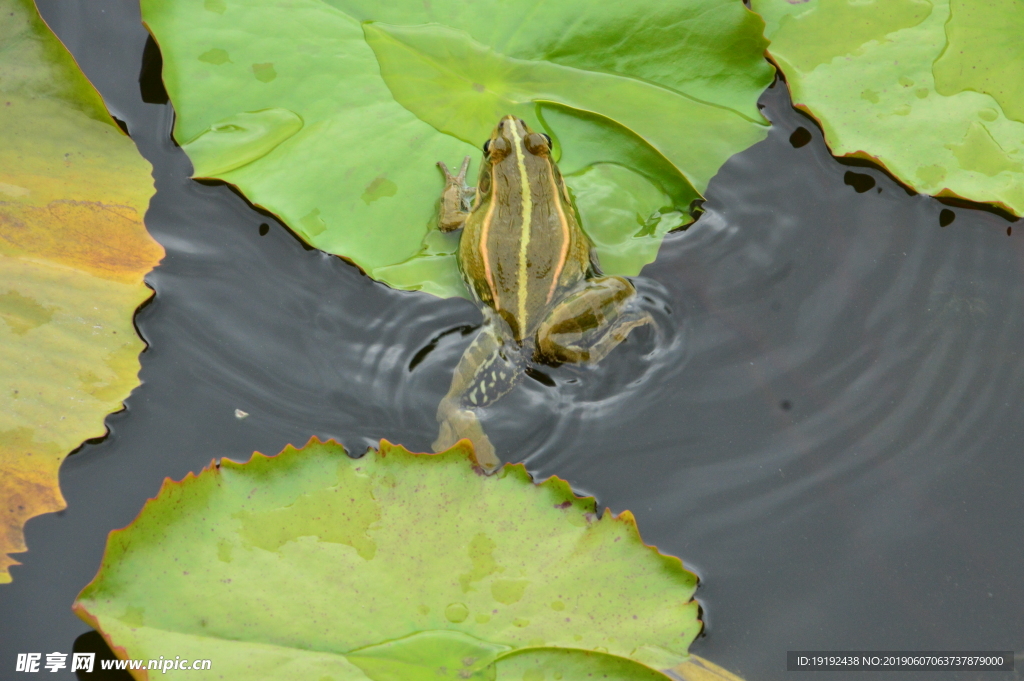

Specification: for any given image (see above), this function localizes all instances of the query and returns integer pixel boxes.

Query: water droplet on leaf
[445,602,469,623]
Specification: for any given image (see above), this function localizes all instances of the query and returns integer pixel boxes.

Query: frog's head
[483,115,552,165]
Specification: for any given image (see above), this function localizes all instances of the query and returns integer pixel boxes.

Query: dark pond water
[2,2,1023,679]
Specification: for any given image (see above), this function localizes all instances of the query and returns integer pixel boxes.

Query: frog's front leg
[536,276,653,364]
[437,156,475,232]
[433,308,524,470]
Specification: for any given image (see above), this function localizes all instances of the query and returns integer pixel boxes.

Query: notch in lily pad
[142,0,773,297]
[73,437,744,680]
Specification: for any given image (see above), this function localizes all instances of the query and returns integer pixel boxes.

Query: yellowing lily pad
[753,0,1024,215]
[74,439,717,679]
[142,0,771,297]
[0,0,162,583]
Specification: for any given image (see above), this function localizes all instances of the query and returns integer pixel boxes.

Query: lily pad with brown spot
[0,0,162,582]
[73,438,741,679]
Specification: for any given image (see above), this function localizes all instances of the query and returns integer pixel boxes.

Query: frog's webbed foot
[437,156,475,231]
[433,408,500,472]
[433,310,524,471]
[536,276,653,364]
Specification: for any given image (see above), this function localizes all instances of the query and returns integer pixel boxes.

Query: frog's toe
[469,434,500,472]
[433,408,502,472]
[432,416,458,453]
[589,308,654,362]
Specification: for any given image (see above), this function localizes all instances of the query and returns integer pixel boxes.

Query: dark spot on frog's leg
[547,311,599,336]
[259,223,269,236]
[939,209,955,227]
[780,400,792,411]
[456,347,523,410]
[1008,226,1012,237]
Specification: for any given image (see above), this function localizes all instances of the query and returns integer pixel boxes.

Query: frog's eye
[524,132,551,156]
[486,136,511,160]
[542,133,552,147]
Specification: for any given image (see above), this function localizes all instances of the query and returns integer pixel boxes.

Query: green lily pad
[142,0,771,297]
[0,0,162,583]
[74,439,704,679]
[753,0,1024,216]
[568,164,687,277]
[932,0,1024,125]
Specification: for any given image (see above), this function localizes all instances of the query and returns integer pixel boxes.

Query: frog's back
[458,117,590,341]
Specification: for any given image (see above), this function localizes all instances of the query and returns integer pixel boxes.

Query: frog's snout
[496,115,528,136]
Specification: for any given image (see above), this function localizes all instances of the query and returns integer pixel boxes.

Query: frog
[432,115,652,470]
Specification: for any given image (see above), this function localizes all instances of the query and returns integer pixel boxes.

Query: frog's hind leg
[536,276,653,364]
[433,310,524,470]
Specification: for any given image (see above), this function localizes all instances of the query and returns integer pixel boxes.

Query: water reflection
[2,2,1022,679]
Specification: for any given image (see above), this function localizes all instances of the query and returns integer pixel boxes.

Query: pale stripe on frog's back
[479,145,525,318]
[479,117,577,340]
[476,168,500,309]
[545,150,572,306]
[508,119,534,335]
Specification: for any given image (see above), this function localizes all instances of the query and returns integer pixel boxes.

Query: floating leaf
[362,22,763,194]
[142,0,771,297]
[568,164,687,277]
[0,0,162,583]
[753,0,1024,216]
[932,0,1024,125]
[74,439,716,679]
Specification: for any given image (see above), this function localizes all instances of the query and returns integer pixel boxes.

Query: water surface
[1,2,1022,679]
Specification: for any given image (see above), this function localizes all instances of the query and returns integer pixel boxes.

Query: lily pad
[75,438,713,679]
[568,164,688,277]
[142,0,771,297]
[0,0,162,583]
[753,0,1024,216]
